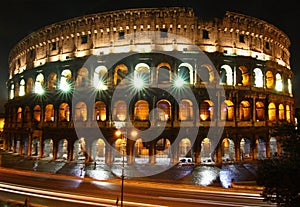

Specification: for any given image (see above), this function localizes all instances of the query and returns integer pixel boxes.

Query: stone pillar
[27,134,32,157]
[235,137,241,162]
[266,137,271,158]
[52,141,58,160]
[149,141,156,164]
[215,144,222,163]
[252,135,257,160]
[39,136,43,158]
[105,144,112,164]
[127,139,135,164]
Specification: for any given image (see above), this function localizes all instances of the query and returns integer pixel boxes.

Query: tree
[256,124,300,206]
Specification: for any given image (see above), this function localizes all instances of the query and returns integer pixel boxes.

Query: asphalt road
[0,167,276,207]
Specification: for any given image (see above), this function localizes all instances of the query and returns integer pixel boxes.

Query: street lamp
[115,128,137,207]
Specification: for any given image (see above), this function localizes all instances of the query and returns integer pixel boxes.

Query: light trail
[0,182,167,207]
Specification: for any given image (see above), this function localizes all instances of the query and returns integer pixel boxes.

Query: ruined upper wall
[8,7,291,78]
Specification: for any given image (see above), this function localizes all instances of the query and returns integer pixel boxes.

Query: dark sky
[0,0,299,113]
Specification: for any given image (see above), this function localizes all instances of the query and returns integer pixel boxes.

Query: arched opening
[239,100,251,121]
[134,100,149,121]
[178,63,193,84]
[43,139,53,159]
[256,101,265,121]
[33,105,41,122]
[200,138,212,163]
[17,107,22,122]
[156,99,171,121]
[35,73,45,94]
[73,137,86,161]
[26,78,34,93]
[135,63,151,85]
[47,72,57,89]
[200,100,214,121]
[275,73,283,91]
[286,105,291,122]
[31,137,40,157]
[179,99,193,121]
[238,66,249,86]
[113,100,127,121]
[76,68,89,87]
[270,137,278,157]
[256,138,266,159]
[222,138,235,162]
[253,68,263,88]
[134,138,149,164]
[156,138,171,164]
[268,103,276,121]
[219,65,233,85]
[44,104,54,122]
[91,138,106,163]
[59,69,72,92]
[157,63,171,84]
[278,104,285,120]
[57,139,68,160]
[58,103,70,121]
[114,64,128,85]
[94,66,108,90]
[75,102,87,121]
[221,100,234,121]
[240,138,251,160]
[265,71,274,89]
[94,101,106,121]
[199,64,214,83]
[179,138,192,161]
[19,79,25,96]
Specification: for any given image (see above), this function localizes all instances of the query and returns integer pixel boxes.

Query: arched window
[114,64,128,85]
[237,66,249,86]
[178,63,193,84]
[255,101,265,121]
[59,69,72,92]
[44,104,54,122]
[179,99,193,121]
[156,100,171,121]
[288,79,292,95]
[275,73,283,91]
[33,105,41,122]
[75,102,87,121]
[278,104,285,120]
[200,100,213,121]
[219,65,233,85]
[135,63,150,85]
[94,66,108,90]
[76,68,89,87]
[19,79,25,96]
[221,100,234,121]
[94,101,106,121]
[156,138,171,157]
[200,138,212,162]
[199,64,214,83]
[253,68,263,88]
[59,103,70,121]
[239,100,251,121]
[134,100,149,121]
[268,103,276,121]
[157,63,171,84]
[10,84,14,99]
[266,71,274,89]
[26,78,34,93]
[17,107,22,122]
[286,105,291,122]
[113,100,127,121]
[179,138,191,157]
[47,73,57,89]
[35,73,44,94]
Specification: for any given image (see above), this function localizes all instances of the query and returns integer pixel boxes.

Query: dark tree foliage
[256,124,300,206]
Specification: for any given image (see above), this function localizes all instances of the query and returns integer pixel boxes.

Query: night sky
[0,0,299,114]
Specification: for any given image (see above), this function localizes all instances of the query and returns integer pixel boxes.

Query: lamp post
[116,128,137,207]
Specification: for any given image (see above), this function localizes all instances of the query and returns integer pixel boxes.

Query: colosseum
[2,7,294,166]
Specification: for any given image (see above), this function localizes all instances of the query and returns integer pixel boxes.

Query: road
[0,167,275,207]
